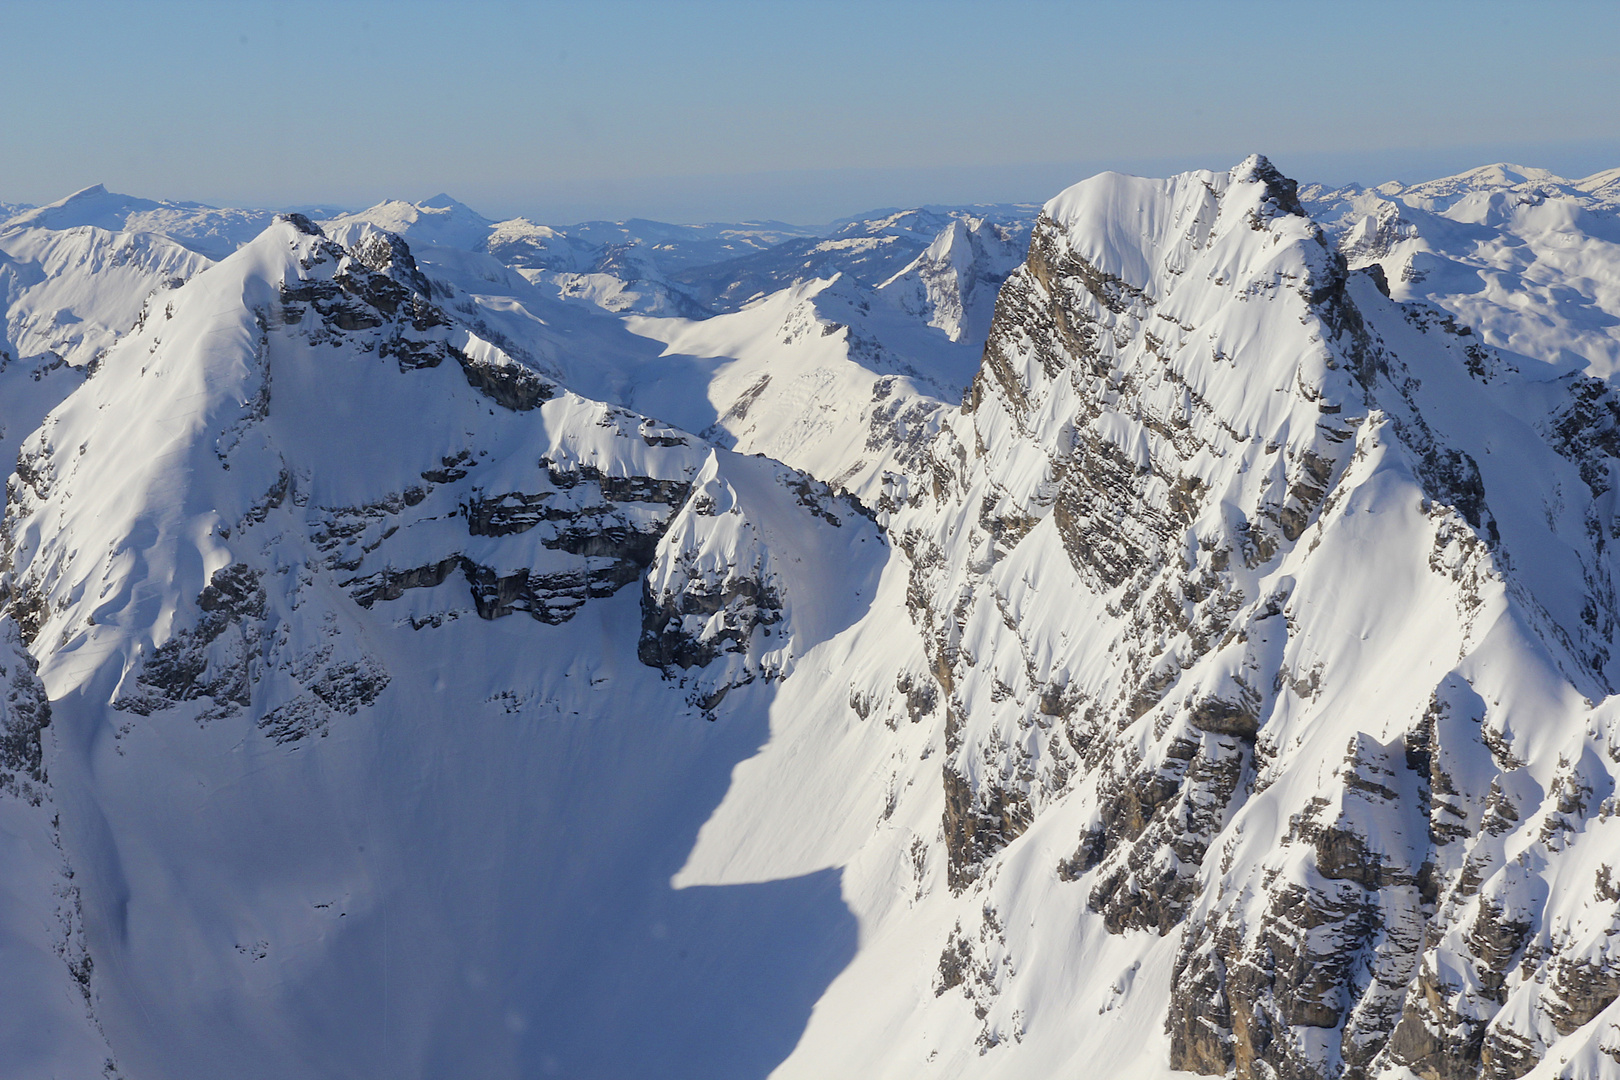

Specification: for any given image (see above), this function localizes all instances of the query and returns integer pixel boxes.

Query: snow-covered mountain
[325,196,811,273]
[877,214,1030,343]
[7,154,1620,1080]
[5,184,276,260]
[666,205,1036,314]
[320,194,1031,323]
[1301,164,1620,379]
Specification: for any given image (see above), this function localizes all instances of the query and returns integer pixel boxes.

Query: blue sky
[4,0,1618,223]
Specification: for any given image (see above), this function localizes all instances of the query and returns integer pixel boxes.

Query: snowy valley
[5,154,1620,1080]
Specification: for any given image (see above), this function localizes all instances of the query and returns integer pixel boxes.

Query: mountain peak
[322,195,495,251]
[420,192,476,212]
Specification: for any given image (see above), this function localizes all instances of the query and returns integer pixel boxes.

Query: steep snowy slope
[0,223,210,372]
[877,214,1030,343]
[327,195,1035,345]
[0,187,234,534]
[325,210,1000,504]
[319,215,746,424]
[1,213,888,1079]
[620,273,974,500]
[656,156,1620,1080]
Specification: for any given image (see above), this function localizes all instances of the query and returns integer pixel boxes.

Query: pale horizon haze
[4,0,1619,224]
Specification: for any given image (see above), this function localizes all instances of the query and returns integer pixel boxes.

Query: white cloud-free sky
[4,0,1618,223]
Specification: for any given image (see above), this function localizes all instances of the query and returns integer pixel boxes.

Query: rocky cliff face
[640,448,886,711]
[830,156,1620,1079]
[1,213,886,744]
